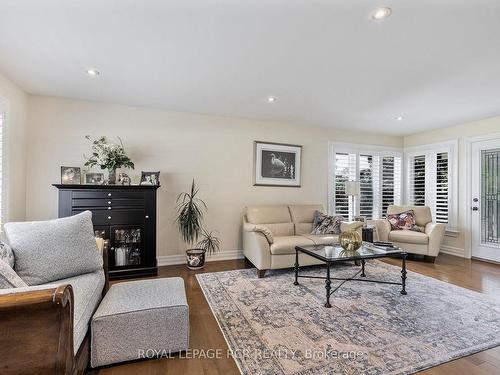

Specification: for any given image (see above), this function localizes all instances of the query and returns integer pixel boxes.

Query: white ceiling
[0,0,499,135]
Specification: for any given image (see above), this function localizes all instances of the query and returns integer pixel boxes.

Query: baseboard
[157,250,244,266]
[440,245,466,258]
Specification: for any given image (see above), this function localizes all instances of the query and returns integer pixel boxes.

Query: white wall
[26,96,402,259]
[404,115,500,257]
[0,73,28,222]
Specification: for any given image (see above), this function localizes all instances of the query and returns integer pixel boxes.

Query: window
[406,141,457,229]
[329,143,402,221]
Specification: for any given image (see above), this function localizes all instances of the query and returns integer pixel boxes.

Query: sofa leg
[256,269,267,278]
[424,256,436,263]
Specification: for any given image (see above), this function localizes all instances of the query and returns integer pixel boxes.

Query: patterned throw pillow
[0,259,28,289]
[387,210,424,232]
[0,241,15,269]
[311,212,344,235]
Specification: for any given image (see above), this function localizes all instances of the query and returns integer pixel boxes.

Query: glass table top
[296,243,405,261]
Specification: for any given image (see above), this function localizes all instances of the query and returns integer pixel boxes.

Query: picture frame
[60,166,81,185]
[253,141,302,187]
[85,172,105,185]
[139,171,160,186]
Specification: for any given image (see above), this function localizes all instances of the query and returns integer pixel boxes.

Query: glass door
[110,225,145,268]
[471,139,500,262]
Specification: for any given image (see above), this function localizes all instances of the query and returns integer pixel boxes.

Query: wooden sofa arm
[0,285,75,375]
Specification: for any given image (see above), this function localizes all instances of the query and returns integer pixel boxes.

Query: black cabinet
[53,184,159,280]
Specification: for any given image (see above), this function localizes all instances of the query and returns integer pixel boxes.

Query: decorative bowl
[339,230,362,252]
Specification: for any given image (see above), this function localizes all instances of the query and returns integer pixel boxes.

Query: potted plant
[84,136,134,184]
[176,180,221,269]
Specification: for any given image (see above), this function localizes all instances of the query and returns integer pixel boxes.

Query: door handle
[472,207,479,211]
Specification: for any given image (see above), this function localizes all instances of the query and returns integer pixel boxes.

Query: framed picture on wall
[253,141,302,187]
[60,166,81,185]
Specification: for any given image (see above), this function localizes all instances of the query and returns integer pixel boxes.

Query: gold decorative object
[339,230,362,252]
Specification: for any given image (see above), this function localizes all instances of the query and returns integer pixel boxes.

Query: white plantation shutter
[409,155,426,206]
[435,152,449,224]
[382,156,402,217]
[359,154,380,220]
[406,142,456,229]
[331,145,402,220]
[334,152,356,219]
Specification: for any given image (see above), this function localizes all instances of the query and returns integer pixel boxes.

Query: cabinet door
[110,225,145,269]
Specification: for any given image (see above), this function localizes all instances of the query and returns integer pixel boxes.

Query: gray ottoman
[91,277,189,367]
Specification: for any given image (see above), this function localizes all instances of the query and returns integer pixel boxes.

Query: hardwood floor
[89,254,500,375]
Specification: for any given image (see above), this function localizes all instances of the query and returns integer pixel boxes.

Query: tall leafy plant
[176,180,207,245]
[197,229,222,255]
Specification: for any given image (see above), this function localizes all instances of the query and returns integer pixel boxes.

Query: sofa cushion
[265,222,294,237]
[0,259,28,288]
[387,205,432,227]
[4,211,103,285]
[246,205,291,224]
[47,270,105,353]
[0,270,105,353]
[0,241,15,269]
[289,204,324,224]
[270,236,315,255]
[389,230,429,245]
[300,234,339,246]
[295,222,313,235]
[289,205,324,235]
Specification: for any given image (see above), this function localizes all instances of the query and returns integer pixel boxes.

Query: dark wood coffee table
[294,244,407,308]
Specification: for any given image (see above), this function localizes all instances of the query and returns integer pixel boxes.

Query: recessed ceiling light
[267,96,277,103]
[396,115,404,121]
[372,7,392,20]
[86,69,100,76]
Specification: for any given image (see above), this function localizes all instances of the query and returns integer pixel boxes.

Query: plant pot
[186,248,206,270]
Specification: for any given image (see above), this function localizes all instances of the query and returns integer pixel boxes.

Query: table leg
[361,259,366,277]
[325,263,332,308]
[401,253,407,295]
[294,248,299,286]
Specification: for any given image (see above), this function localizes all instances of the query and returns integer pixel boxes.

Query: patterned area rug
[196,261,500,375]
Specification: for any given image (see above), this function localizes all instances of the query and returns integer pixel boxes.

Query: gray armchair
[373,205,445,262]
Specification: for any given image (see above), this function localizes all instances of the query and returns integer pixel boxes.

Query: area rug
[196,261,500,375]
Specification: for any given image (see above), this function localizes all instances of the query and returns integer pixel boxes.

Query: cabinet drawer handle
[108,201,111,204]
[108,193,112,197]
[145,215,149,219]
[108,207,111,210]
[107,216,112,220]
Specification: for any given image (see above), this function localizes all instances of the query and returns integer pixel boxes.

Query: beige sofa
[373,205,445,262]
[242,204,363,277]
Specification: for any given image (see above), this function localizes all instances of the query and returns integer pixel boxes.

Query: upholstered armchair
[0,212,108,375]
[373,205,445,262]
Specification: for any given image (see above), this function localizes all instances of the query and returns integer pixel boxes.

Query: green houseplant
[176,180,221,269]
[84,136,134,184]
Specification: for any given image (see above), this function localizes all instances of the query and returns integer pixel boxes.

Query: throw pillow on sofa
[386,210,424,232]
[4,211,103,285]
[311,211,344,235]
[0,241,15,269]
[0,258,28,288]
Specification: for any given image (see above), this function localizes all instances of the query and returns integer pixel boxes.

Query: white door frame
[465,132,500,260]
